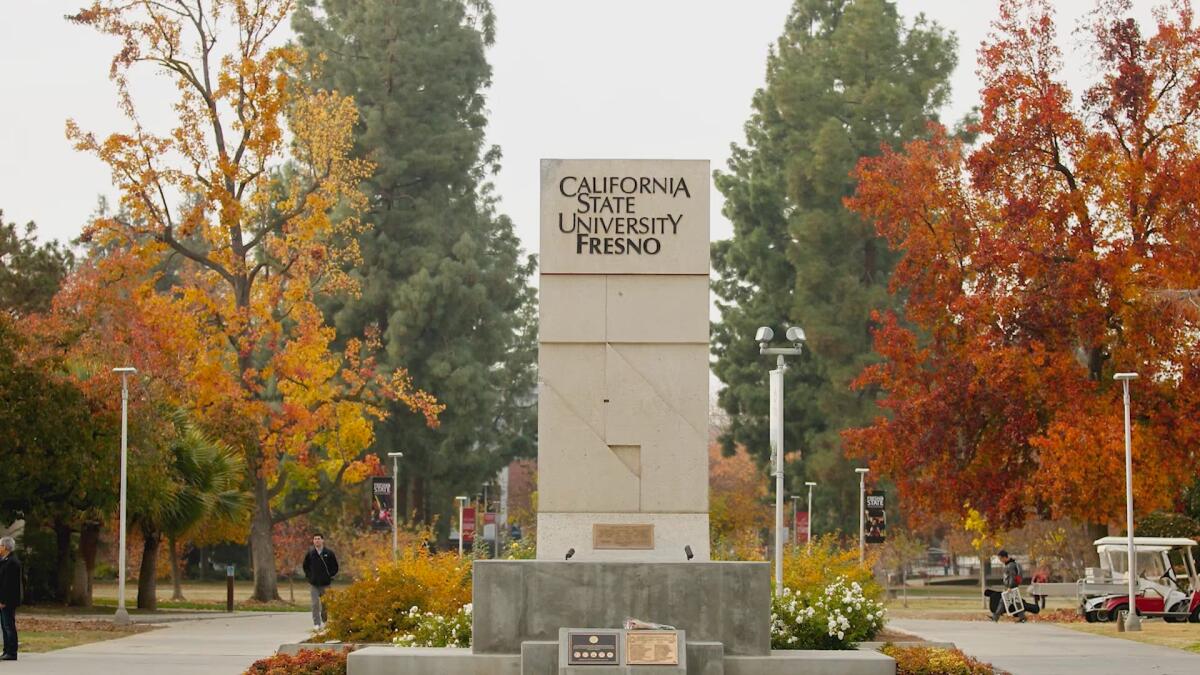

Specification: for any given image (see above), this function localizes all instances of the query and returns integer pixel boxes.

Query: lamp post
[387,452,403,560]
[1115,372,1141,632]
[455,496,469,557]
[856,468,870,564]
[756,325,806,596]
[790,495,801,547]
[112,366,137,625]
[805,481,816,551]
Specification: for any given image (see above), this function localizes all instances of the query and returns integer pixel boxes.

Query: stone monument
[346,158,896,675]
[537,158,711,561]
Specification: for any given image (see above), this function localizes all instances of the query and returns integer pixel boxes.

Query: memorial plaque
[625,631,680,666]
[593,524,654,550]
[566,631,619,665]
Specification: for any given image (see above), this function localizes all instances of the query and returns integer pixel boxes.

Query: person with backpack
[0,536,22,660]
[986,549,1040,622]
[302,533,339,631]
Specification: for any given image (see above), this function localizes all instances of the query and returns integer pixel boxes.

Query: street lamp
[387,452,403,560]
[112,366,137,625]
[805,481,817,551]
[756,325,806,596]
[1115,372,1141,632]
[455,496,469,557]
[790,495,801,547]
[856,468,870,564]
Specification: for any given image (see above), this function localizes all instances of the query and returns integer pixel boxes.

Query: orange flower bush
[244,649,347,675]
[782,535,882,602]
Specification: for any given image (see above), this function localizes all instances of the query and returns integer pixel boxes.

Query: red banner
[462,506,476,543]
[795,511,809,544]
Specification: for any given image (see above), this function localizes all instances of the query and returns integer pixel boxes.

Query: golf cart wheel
[1190,607,1199,624]
[1111,606,1128,624]
[1084,611,1099,623]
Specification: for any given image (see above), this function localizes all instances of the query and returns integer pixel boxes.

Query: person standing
[302,533,338,631]
[0,536,22,661]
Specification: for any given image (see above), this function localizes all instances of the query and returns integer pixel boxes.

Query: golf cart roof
[1093,536,1197,548]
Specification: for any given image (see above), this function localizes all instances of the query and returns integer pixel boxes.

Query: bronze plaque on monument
[625,631,680,665]
[593,524,654,550]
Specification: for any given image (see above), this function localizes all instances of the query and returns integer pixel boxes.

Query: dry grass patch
[1064,621,1200,654]
[19,616,158,653]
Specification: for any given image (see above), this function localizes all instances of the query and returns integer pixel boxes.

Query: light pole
[856,468,870,564]
[805,481,816,551]
[455,496,469,557]
[387,452,403,560]
[1115,372,1141,632]
[790,495,801,547]
[112,366,137,625]
[756,325,806,596]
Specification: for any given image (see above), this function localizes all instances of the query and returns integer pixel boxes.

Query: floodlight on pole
[455,496,469,557]
[387,452,403,560]
[805,481,817,551]
[1114,372,1141,632]
[756,325,805,596]
[112,366,137,625]
[856,468,870,564]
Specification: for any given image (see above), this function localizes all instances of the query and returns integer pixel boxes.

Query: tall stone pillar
[537,159,710,561]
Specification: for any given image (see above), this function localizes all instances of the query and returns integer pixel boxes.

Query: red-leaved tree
[846,0,1200,532]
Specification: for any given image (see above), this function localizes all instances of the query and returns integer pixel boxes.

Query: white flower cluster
[391,603,473,648]
[771,577,886,649]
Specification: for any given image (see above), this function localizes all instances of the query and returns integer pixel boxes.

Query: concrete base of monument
[345,646,896,675]
[536,512,711,561]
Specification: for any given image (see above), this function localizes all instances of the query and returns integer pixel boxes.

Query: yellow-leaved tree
[67,0,442,600]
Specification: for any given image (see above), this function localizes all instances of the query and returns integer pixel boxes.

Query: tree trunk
[53,520,74,603]
[249,474,281,601]
[1086,522,1108,567]
[414,476,426,524]
[399,475,410,524]
[68,521,100,607]
[168,533,185,601]
[137,527,160,610]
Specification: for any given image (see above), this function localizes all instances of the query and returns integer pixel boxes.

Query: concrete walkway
[7,611,310,674]
[892,618,1200,675]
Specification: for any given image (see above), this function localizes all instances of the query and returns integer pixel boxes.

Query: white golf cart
[1072,537,1199,623]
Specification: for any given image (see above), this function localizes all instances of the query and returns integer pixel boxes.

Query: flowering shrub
[392,603,472,648]
[782,535,883,602]
[880,644,996,674]
[243,649,347,675]
[771,577,886,649]
[320,548,471,642]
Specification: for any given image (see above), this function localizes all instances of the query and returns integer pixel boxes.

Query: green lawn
[18,617,158,653]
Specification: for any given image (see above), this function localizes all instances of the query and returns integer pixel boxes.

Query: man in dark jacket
[0,536,22,660]
[302,533,339,630]
[986,549,1036,622]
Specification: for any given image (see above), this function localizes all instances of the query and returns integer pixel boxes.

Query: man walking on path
[0,536,22,660]
[986,549,1036,622]
[302,533,338,631]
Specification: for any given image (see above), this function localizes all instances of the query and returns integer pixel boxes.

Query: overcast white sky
[0,1,1155,252]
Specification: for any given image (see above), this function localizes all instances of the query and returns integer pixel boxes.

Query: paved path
[8,611,310,674]
[892,618,1200,675]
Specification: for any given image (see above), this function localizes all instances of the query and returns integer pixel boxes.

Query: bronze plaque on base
[625,630,679,665]
[566,632,619,665]
[593,524,654,550]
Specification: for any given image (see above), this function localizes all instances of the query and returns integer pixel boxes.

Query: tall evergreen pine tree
[294,0,536,527]
[712,0,957,533]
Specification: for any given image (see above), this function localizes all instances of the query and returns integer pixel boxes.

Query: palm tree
[135,411,249,608]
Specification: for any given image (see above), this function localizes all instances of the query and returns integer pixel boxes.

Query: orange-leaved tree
[846,0,1200,532]
[66,0,442,600]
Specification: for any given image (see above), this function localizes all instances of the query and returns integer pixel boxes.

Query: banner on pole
[462,506,476,544]
[865,489,886,544]
[370,477,394,530]
[795,510,809,544]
